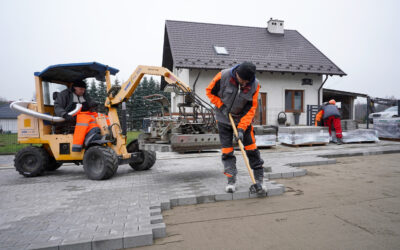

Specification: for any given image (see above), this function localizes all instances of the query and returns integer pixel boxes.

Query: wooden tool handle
[228,113,256,184]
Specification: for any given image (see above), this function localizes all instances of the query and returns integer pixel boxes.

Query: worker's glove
[236,128,244,142]
[63,114,75,122]
[219,104,230,118]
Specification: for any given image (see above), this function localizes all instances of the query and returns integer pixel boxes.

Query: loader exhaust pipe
[10,101,82,123]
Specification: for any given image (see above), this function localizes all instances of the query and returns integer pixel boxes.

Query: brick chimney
[267,18,284,34]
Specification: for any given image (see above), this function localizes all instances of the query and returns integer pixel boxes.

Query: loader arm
[102,66,192,159]
[105,65,191,107]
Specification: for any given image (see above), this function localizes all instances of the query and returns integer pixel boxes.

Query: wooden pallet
[281,142,328,147]
[379,137,400,142]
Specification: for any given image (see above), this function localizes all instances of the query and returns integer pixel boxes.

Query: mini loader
[11,62,213,180]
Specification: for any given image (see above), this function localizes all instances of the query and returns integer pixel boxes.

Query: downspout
[318,75,329,106]
[192,70,202,94]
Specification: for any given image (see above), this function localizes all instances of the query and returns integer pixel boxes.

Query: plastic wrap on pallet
[341,119,359,131]
[373,117,400,139]
[278,126,330,145]
[331,129,379,143]
[255,134,277,147]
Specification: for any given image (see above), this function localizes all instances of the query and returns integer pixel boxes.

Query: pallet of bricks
[278,126,330,147]
[373,117,400,141]
[331,119,379,143]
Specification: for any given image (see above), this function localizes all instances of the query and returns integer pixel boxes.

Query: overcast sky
[1,0,399,101]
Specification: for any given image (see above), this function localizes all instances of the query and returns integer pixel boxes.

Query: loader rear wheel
[83,146,118,180]
[127,140,156,171]
[14,146,48,177]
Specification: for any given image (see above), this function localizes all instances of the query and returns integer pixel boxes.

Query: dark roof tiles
[164,20,345,76]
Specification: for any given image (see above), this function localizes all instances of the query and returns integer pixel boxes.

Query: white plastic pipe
[10,101,82,123]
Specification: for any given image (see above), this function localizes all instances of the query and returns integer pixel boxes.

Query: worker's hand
[236,128,244,142]
[219,104,229,118]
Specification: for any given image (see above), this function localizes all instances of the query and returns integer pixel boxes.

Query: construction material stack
[278,126,330,146]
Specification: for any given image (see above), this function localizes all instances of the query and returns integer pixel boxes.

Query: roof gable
[0,104,18,119]
[163,20,345,76]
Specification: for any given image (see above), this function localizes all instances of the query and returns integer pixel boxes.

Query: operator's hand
[236,128,244,142]
[219,104,230,118]
[64,114,75,122]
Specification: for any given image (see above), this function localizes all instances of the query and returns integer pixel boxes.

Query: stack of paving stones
[373,117,400,139]
[332,119,379,143]
[278,126,330,146]
[253,125,277,147]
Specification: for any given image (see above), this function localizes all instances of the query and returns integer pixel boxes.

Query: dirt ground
[134,153,400,250]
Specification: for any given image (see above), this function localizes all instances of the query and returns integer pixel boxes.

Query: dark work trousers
[218,122,264,183]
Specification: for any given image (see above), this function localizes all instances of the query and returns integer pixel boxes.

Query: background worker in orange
[206,62,266,193]
[315,99,344,144]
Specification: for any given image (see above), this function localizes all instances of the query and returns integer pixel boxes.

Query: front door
[254,92,267,125]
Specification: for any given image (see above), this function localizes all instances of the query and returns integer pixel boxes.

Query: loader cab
[17,62,119,161]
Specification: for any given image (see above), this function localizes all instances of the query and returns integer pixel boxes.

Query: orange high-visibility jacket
[315,110,324,126]
[72,112,110,152]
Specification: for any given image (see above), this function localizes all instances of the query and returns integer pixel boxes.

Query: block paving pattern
[0,142,399,249]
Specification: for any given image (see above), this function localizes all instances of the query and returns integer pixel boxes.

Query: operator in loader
[206,61,266,193]
[54,81,107,152]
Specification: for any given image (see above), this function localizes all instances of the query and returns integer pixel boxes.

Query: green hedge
[0,131,142,155]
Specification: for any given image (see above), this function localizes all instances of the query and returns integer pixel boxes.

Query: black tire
[83,146,118,180]
[14,146,48,177]
[45,155,62,171]
[127,140,156,171]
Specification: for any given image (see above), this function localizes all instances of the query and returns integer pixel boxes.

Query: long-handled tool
[228,113,263,193]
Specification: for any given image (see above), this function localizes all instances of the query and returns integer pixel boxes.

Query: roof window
[214,46,229,55]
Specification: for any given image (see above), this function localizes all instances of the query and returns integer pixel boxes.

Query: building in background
[162,18,346,125]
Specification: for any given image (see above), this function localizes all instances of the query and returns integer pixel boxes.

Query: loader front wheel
[83,146,118,180]
[127,140,156,171]
[14,146,48,177]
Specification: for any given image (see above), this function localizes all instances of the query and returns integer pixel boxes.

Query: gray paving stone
[123,229,153,248]
[177,196,197,206]
[196,194,216,204]
[233,191,250,200]
[281,172,294,178]
[60,238,92,250]
[215,192,233,201]
[150,215,163,224]
[92,235,123,250]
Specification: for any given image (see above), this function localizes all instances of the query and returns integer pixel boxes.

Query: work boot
[225,176,236,193]
[253,168,267,192]
[336,138,344,145]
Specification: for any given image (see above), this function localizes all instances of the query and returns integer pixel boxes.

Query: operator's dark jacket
[54,88,96,118]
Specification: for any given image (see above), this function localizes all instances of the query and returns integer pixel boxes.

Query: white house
[0,104,18,133]
[161,19,346,125]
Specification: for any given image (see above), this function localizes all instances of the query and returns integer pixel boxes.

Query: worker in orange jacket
[315,99,343,144]
[206,62,265,193]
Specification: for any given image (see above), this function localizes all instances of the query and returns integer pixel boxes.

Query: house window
[285,90,304,112]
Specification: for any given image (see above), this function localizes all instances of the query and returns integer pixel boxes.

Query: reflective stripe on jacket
[72,111,100,152]
[206,66,260,131]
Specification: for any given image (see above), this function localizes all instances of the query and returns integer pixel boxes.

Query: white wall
[174,68,323,125]
[0,119,18,133]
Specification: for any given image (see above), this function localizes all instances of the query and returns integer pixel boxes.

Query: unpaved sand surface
[134,153,400,250]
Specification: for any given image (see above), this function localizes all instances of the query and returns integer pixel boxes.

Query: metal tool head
[249,183,263,194]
